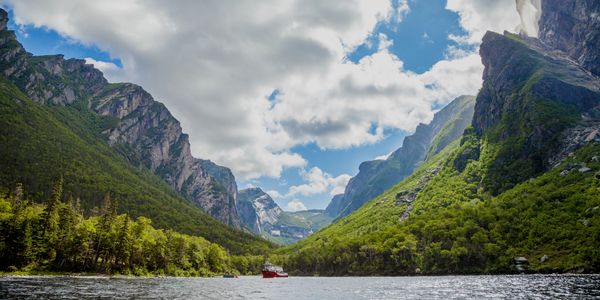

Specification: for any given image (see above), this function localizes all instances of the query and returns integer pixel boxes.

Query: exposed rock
[586,130,599,143]
[397,168,440,222]
[538,0,600,77]
[579,167,592,173]
[592,156,599,163]
[454,144,480,172]
[514,257,529,273]
[514,257,529,264]
[473,29,600,194]
[238,188,332,243]
[395,190,417,204]
[560,169,570,176]
[0,9,7,31]
[540,255,550,263]
[551,122,600,166]
[238,187,283,234]
[0,13,242,227]
[327,95,476,219]
[324,194,345,218]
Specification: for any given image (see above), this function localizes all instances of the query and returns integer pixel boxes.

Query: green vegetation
[277,34,600,274]
[278,142,600,275]
[0,76,273,255]
[0,180,242,276]
[276,210,332,232]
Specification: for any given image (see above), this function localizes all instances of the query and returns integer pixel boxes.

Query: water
[1,274,599,299]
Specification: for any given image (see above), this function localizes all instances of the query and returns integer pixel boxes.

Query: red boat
[261,262,288,278]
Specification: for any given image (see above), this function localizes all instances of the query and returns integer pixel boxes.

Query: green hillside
[0,76,273,255]
[280,137,600,275]
[277,32,600,275]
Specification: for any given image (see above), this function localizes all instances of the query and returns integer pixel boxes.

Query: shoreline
[1,272,598,278]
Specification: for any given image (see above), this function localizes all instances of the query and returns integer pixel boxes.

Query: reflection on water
[1,274,599,299]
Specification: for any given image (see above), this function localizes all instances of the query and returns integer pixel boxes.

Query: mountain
[0,9,271,254]
[280,0,600,275]
[538,0,600,77]
[0,9,243,228]
[238,187,283,234]
[238,188,333,244]
[325,95,475,219]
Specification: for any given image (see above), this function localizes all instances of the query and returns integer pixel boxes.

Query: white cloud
[83,57,126,82]
[374,151,393,161]
[446,0,521,45]
[265,190,283,199]
[2,0,520,181]
[286,167,351,197]
[516,0,541,37]
[329,173,352,196]
[286,200,307,212]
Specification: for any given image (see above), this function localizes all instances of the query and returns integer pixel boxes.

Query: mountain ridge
[0,8,272,254]
[279,0,600,275]
[326,94,476,219]
[238,187,332,244]
[0,9,242,228]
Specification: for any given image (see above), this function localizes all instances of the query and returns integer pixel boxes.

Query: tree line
[0,179,266,276]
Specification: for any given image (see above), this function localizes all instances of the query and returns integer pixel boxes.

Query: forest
[0,178,266,276]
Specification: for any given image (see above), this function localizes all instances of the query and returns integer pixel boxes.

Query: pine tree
[43,177,63,261]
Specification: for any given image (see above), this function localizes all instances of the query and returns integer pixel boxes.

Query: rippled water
[1,274,599,299]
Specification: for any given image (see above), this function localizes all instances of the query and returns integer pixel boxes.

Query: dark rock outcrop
[326,95,476,219]
[538,0,600,77]
[0,11,242,227]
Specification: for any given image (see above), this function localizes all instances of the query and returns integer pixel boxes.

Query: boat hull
[262,270,288,278]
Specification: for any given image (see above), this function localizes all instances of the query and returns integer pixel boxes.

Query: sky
[1,0,526,211]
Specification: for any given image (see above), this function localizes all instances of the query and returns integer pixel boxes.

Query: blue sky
[6,1,471,211]
[242,0,467,210]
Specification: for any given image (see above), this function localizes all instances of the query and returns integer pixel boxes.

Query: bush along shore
[0,179,268,277]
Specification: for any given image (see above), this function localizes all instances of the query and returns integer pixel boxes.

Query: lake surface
[1,274,599,299]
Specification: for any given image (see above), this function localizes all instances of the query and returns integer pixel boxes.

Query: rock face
[238,188,283,234]
[0,10,241,227]
[238,188,332,244]
[538,0,600,76]
[472,28,600,194]
[326,95,476,219]
[324,194,344,218]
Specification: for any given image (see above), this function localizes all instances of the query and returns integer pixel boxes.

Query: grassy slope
[0,77,273,255]
[278,33,600,275]
[280,136,599,274]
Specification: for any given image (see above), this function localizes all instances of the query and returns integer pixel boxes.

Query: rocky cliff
[471,29,600,194]
[538,0,600,76]
[238,187,283,234]
[326,95,476,219]
[238,188,332,244]
[282,0,600,275]
[0,9,241,227]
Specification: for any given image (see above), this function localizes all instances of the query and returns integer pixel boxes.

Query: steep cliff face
[0,10,241,227]
[472,30,600,194]
[238,188,283,234]
[327,95,475,219]
[238,188,332,244]
[324,194,344,218]
[538,0,600,76]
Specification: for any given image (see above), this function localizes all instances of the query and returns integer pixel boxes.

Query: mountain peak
[0,9,7,31]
